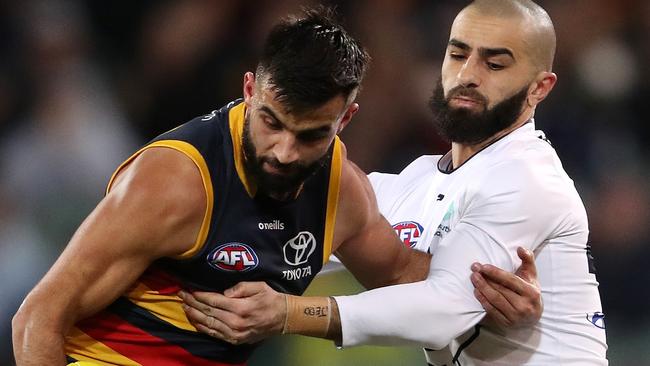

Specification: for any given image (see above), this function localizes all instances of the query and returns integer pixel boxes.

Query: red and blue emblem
[207,243,259,272]
[393,221,424,248]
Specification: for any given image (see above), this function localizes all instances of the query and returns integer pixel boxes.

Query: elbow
[12,297,54,346]
[12,306,28,353]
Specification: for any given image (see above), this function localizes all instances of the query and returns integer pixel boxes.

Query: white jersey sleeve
[334,155,579,349]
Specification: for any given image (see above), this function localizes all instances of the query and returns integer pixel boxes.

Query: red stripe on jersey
[78,312,245,366]
[139,267,183,295]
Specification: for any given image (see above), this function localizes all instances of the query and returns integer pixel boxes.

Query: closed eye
[264,117,282,130]
[487,62,505,71]
[449,53,467,60]
[297,130,330,143]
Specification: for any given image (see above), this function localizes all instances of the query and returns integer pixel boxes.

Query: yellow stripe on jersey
[228,102,257,197]
[124,281,197,332]
[322,137,342,265]
[65,328,141,366]
[105,140,214,259]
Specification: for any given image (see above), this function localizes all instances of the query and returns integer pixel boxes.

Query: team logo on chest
[207,243,259,272]
[283,231,317,266]
[393,221,424,248]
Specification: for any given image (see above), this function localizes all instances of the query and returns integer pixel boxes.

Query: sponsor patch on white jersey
[392,221,424,248]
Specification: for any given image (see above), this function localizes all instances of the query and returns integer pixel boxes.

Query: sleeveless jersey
[64,100,343,365]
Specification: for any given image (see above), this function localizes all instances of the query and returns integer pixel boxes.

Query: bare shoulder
[11,146,209,328]
[108,146,207,257]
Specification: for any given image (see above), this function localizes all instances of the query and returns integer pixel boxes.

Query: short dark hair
[256,6,370,114]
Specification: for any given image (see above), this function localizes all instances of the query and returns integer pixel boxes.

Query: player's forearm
[282,295,342,344]
[334,279,484,349]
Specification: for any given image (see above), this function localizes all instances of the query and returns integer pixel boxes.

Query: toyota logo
[283,231,317,266]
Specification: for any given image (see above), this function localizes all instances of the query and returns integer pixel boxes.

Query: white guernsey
[334,121,608,365]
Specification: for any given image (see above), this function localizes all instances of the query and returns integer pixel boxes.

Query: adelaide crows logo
[393,221,424,248]
[207,243,259,272]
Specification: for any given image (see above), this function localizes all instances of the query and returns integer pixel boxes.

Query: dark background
[2,1,648,364]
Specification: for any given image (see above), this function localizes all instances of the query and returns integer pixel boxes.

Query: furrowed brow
[260,105,333,136]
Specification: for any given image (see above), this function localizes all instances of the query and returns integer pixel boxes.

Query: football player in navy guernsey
[180,1,608,365]
[14,6,542,366]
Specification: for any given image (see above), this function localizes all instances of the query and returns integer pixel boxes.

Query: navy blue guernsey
[65,100,343,365]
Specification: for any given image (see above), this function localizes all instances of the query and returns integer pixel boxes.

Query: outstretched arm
[179,246,542,345]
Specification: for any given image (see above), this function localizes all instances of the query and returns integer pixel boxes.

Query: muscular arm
[12,148,206,365]
[332,159,431,288]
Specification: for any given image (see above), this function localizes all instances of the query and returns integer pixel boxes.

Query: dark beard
[429,78,529,145]
[242,114,330,200]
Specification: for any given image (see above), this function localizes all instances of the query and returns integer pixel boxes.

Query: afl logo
[207,243,259,272]
[393,221,424,248]
[283,231,317,266]
[586,312,606,329]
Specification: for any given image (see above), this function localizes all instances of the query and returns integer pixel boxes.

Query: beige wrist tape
[282,295,332,338]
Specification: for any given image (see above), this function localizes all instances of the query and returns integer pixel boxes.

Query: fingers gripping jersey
[65,100,343,365]
[336,122,608,365]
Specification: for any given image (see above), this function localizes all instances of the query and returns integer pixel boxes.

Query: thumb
[224,281,266,298]
[515,246,537,280]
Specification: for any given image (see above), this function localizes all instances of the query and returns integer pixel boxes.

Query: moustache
[446,86,488,105]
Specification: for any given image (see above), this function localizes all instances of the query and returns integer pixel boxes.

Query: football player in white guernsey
[180,1,607,365]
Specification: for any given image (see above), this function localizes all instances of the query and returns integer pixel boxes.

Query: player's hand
[178,282,287,345]
[470,246,542,328]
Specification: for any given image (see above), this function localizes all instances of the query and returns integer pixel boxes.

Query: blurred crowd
[1,0,649,364]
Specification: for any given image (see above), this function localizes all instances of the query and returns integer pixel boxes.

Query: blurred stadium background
[2,0,649,364]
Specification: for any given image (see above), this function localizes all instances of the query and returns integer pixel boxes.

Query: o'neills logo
[258,220,285,230]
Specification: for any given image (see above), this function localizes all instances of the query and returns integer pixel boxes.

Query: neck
[450,111,532,169]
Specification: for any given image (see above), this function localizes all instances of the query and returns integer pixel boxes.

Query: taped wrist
[282,295,332,338]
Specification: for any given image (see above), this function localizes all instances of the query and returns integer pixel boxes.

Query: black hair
[256,6,370,114]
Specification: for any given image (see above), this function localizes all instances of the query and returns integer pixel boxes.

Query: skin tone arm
[179,156,543,344]
[12,148,206,365]
[331,154,433,288]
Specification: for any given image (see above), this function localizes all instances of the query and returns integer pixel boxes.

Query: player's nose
[273,132,300,165]
[457,55,481,88]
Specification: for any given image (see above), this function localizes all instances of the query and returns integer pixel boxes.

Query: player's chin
[260,174,302,194]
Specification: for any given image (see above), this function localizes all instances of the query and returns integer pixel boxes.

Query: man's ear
[527,71,557,108]
[243,72,256,106]
[337,103,359,134]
